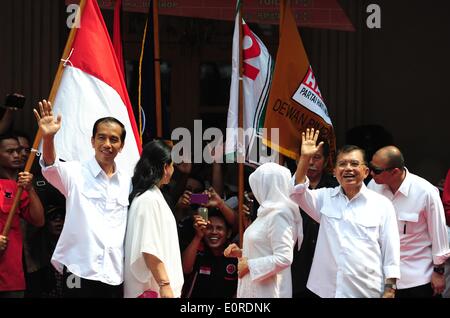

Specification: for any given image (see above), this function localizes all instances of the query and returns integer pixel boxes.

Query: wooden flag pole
[1,0,87,237]
[153,0,163,138]
[237,1,245,247]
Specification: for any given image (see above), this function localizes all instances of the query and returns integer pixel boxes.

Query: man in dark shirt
[181,211,237,298]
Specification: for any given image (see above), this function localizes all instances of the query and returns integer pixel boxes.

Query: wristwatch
[433,266,445,275]
[384,283,397,290]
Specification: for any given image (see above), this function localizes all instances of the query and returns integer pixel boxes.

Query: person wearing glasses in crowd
[289,128,400,298]
[368,146,450,298]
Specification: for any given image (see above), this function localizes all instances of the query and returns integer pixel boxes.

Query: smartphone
[190,193,209,205]
[197,207,208,222]
[4,93,26,109]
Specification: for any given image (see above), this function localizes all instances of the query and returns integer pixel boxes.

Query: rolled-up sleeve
[427,188,450,265]
[40,156,71,197]
[290,177,322,223]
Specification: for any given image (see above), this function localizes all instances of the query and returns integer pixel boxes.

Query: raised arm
[33,100,61,166]
[181,215,208,274]
[295,128,323,185]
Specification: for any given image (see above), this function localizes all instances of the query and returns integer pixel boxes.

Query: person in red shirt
[443,169,450,227]
[442,169,450,298]
[0,133,44,298]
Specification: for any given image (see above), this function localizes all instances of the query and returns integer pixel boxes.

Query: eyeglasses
[336,160,365,169]
[369,164,394,175]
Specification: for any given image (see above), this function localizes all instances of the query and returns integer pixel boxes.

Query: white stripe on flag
[52,66,140,176]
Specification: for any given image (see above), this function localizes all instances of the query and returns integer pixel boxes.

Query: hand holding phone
[197,207,208,222]
[190,193,209,205]
[4,93,26,110]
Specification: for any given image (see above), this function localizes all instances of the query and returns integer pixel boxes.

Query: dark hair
[12,130,31,144]
[92,117,126,143]
[129,140,172,201]
[318,140,330,158]
[335,145,367,165]
[0,132,19,145]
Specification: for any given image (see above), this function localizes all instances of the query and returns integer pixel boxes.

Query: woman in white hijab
[224,162,303,298]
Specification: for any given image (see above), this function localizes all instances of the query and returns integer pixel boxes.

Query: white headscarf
[249,163,303,248]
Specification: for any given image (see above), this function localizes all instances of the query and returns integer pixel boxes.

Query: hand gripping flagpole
[1,0,87,238]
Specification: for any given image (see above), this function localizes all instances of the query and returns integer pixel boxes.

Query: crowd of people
[0,98,449,299]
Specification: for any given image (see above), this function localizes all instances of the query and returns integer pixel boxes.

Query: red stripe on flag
[70,0,142,152]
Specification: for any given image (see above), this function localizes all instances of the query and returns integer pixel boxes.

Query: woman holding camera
[124,140,184,298]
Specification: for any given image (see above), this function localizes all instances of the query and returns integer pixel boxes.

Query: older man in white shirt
[368,146,450,297]
[290,128,400,298]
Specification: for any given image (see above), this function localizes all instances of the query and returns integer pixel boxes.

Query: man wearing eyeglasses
[368,146,449,298]
[290,128,400,298]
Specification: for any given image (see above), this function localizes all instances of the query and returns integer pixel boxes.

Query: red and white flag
[51,0,141,175]
[225,4,274,165]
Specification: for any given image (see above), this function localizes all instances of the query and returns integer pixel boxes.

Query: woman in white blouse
[124,140,184,298]
[224,163,303,297]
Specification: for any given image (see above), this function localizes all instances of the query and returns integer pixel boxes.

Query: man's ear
[91,136,95,148]
[227,229,232,239]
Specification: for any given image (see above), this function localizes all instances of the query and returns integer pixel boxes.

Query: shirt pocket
[349,218,379,242]
[107,195,128,229]
[397,209,420,235]
[320,207,342,234]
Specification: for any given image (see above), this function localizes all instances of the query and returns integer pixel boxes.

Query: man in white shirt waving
[368,146,450,297]
[290,128,400,298]
[34,100,131,297]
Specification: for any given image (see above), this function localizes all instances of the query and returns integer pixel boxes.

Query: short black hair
[335,145,367,165]
[0,132,19,145]
[92,117,126,143]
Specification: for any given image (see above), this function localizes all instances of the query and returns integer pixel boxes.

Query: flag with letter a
[263,0,335,164]
[51,0,141,175]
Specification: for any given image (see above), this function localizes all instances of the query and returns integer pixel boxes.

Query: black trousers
[63,268,123,298]
[395,282,440,298]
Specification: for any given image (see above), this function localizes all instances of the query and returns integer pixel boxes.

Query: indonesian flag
[225,4,274,165]
[51,0,141,176]
[263,0,336,165]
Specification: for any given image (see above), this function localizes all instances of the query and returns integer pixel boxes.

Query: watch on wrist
[433,266,445,275]
[384,283,397,290]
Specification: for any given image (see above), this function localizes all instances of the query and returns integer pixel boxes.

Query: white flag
[225,11,274,165]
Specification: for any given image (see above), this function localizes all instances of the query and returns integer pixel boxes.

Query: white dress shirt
[368,168,450,289]
[290,179,400,298]
[124,187,184,298]
[41,157,131,285]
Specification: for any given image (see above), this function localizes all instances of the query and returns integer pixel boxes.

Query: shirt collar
[87,157,118,180]
[395,167,411,197]
[331,182,370,200]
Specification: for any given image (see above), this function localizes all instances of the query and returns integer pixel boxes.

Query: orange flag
[263,0,336,165]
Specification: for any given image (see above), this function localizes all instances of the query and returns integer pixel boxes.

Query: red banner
[65,0,354,31]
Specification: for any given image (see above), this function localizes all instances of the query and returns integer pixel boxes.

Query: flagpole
[153,0,163,137]
[237,1,245,247]
[1,0,87,237]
